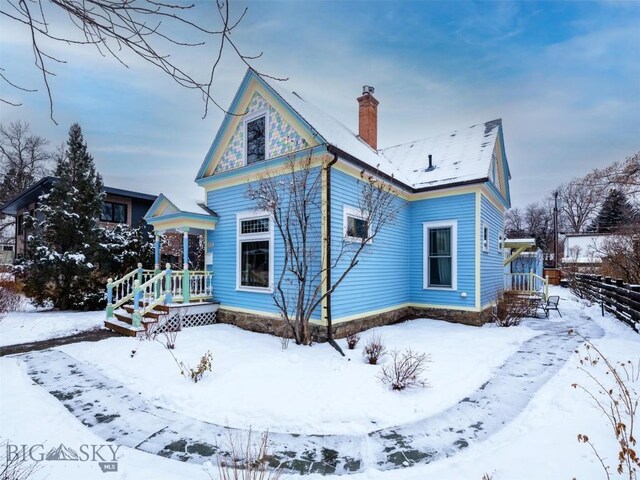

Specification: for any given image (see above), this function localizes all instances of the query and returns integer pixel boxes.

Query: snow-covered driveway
[16,310,604,475]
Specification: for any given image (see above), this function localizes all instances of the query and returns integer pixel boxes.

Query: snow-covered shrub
[571,331,639,479]
[212,429,282,480]
[346,333,360,350]
[0,280,22,321]
[380,349,430,391]
[492,291,529,327]
[363,335,386,365]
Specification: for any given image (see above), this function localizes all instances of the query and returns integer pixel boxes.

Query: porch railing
[504,271,549,299]
[106,264,214,324]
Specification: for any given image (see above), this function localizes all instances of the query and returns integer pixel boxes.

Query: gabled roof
[200,69,508,194]
[379,120,502,190]
[144,193,218,233]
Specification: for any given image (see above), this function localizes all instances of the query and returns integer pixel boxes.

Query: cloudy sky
[1,0,639,208]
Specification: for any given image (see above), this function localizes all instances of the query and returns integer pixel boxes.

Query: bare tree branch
[0,0,287,121]
[247,151,403,345]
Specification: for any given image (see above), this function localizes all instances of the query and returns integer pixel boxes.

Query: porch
[104,194,218,336]
[503,238,549,301]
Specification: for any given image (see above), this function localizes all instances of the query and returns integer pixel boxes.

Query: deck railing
[106,264,214,322]
[504,271,549,299]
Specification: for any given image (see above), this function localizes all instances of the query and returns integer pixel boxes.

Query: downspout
[325,153,344,356]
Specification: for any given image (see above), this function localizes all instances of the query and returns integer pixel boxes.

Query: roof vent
[426,154,435,172]
[362,85,375,96]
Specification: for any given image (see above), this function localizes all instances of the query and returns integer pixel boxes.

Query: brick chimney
[357,85,379,150]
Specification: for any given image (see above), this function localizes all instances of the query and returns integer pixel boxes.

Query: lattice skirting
[154,310,217,333]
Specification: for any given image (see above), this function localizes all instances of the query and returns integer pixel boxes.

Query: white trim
[235,210,274,293]
[423,220,458,291]
[482,222,489,253]
[243,108,270,166]
[343,205,371,244]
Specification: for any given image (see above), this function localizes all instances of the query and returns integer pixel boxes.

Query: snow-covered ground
[1,286,638,479]
[0,306,105,347]
[59,317,538,435]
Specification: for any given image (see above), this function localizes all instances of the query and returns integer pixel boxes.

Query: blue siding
[408,193,477,308]
[329,169,410,319]
[480,193,504,306]
[206,169,322,319]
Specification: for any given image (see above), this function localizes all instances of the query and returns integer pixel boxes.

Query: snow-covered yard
[59,317,538,435]
[0,306,104,347]
[1,286,638,479]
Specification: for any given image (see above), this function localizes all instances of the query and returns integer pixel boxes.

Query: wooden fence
[572,274,640,333]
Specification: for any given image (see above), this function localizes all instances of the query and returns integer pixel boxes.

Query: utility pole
[553,190,559,269]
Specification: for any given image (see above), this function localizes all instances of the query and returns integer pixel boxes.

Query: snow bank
[0,308,104,347]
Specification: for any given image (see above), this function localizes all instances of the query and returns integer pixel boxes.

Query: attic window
[245,112,268,165]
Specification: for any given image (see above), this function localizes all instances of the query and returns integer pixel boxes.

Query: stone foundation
[216,304,494,342]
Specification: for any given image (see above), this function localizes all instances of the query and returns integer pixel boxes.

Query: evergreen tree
[21,124,104,310]
[592,189,636,233]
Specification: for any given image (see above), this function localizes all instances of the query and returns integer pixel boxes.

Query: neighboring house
[0,176,157,258]
[134,69,513,340]
[561,232,624,275]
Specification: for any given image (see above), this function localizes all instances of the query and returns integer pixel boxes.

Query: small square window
[246,116,266,164]
[343,206,369,243]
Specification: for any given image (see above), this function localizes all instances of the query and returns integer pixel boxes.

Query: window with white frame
[423,220,457,290]
[244,111,268,165]
[236,212,273,292]
[343,206,370,243]
[482,223,489,253]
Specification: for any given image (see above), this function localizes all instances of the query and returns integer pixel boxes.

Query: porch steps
[104,318,144,337]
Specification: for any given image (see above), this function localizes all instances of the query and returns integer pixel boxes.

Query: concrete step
[104,318,144,337]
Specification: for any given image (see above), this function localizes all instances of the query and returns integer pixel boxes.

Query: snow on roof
[265,78,500,190]
[504,238,536,246]
[265,80,412,185]
[379,120,501,189]
[169,197,212,216]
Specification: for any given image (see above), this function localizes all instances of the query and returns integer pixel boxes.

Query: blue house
[106,70,513,339]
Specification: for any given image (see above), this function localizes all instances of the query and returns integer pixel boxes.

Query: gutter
[324,153,344,356]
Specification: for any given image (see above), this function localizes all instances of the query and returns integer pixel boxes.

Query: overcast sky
[1,0,639,208]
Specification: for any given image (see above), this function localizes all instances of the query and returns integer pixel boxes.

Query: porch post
[154,232,161,299]
[154,233,161,271]
[182,229,190,304]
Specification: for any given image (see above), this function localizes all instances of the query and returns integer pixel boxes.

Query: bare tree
[247,152,403,345]
[0,121,52,201]
[504,207,526,237]
[558,174,605,233]
[1,0,285,122]
[0,121,53,238]
[594,225,640,284]
[593,152,640,206]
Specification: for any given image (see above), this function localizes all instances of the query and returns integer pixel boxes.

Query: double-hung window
[236,212,273,292]
[423,220,457,290]
[244,111,268,165]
